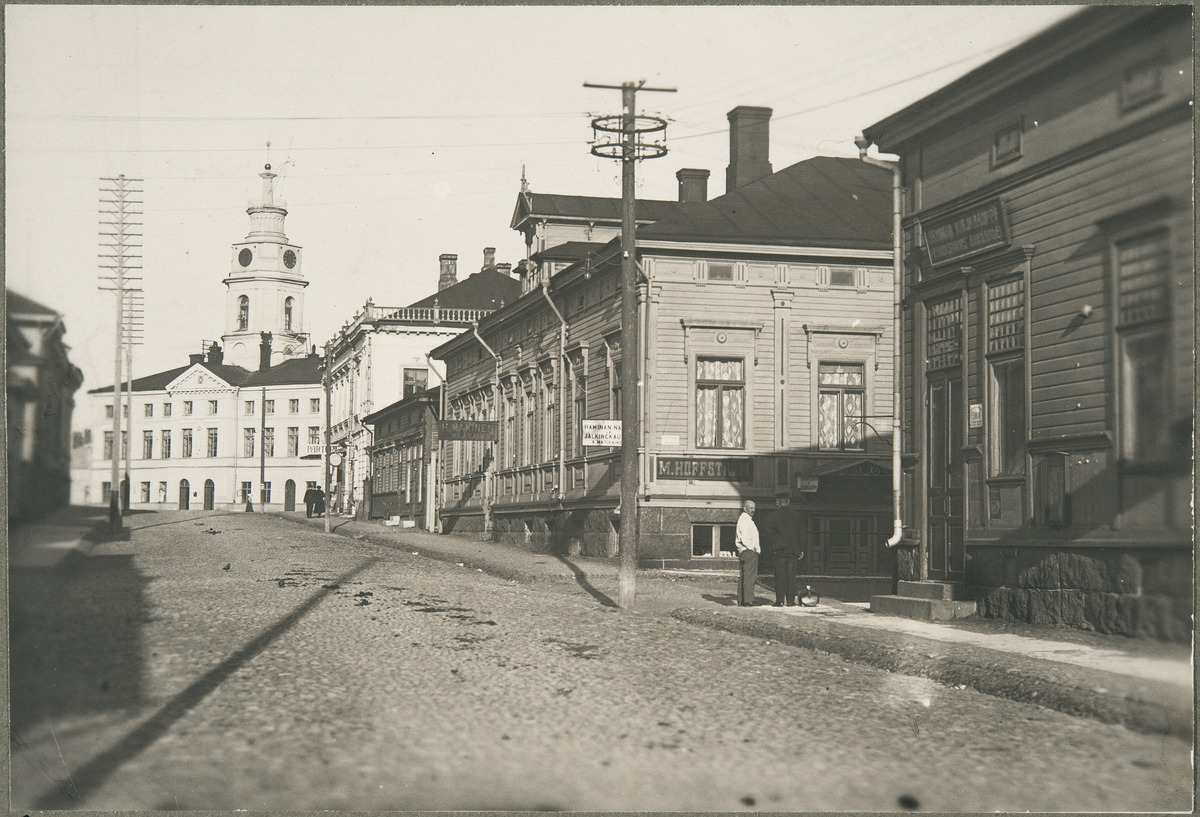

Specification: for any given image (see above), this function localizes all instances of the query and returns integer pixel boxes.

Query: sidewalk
[296,513,1193,741]
[9,505,112,569]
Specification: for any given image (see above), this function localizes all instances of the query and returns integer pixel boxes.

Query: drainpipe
[855,135,904,549]
[540,281,568,497]
[472,321,501,533]
[425,352,447,533]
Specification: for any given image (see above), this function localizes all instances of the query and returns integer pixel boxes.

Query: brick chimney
[482,247,496,271]
[726,106,773,192]
[497,262,513,276]
[676,168,710,203]
[207,342,224,365]
[438,253,458,291]
[259,331,273,371]
[189,352,205,365]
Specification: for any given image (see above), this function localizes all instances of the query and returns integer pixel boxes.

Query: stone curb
[670,608,1192,741]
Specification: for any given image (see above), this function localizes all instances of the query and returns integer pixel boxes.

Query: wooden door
[203,479,215,510]
[927,372,965,580]
[179,479,190,510]
[285,480,296,512]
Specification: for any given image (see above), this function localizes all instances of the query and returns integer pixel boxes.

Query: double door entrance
[927,371,965,580]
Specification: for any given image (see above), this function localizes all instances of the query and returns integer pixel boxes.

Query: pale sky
[5,4,1081,404]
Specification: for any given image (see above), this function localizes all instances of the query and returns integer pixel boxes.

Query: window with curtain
[696,357,745,449]
[818,363,864,451]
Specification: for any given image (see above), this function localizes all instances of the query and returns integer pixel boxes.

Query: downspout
[472,321,501,533]
[425,352,447,533]
[540,281,568,497]
[855,135,904,548]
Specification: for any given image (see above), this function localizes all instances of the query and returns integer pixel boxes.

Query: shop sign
[795,477,819,493]
[438,420,498,441]
[656,457,753,482]
[922,199,1009,266]
[969,403,984,429]
[583,420,623,447]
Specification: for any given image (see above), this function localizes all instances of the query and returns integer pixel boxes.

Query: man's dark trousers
[774,552,798,604]
[738,549,759,605]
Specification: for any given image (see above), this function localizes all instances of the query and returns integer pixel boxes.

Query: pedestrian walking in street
[735,499,761,606]
[303,486,317,518]
[314,487,326,517]
[766,491,804,606]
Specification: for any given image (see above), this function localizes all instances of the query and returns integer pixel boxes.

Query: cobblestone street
[11,511,1192,812]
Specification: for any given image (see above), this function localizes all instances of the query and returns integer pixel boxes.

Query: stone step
[896,580,968,600]
[870,594,978,621]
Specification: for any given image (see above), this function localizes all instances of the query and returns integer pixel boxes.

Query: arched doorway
[179,479,190,510]
[285,479,296,512]
[203,479,215,510]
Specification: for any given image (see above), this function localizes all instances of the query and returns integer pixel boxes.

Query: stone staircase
[870,580,978,621]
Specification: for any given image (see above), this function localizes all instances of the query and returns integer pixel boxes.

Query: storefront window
[988,357,1026,476]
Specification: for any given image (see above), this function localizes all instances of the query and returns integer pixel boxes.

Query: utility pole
[98,175,143,532]
[324,342,333,534]
[585,80,673,610]
[260,385,268,511]
[122,288,144,512]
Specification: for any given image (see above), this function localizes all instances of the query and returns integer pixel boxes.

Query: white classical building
[73,165,325,511]
[327,249,520,515]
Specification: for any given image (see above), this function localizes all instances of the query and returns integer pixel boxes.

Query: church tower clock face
[223,165,309,371]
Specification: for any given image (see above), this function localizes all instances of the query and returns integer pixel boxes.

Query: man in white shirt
[735,499,761,606]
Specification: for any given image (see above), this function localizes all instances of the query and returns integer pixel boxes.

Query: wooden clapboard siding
[918,27,1192,211]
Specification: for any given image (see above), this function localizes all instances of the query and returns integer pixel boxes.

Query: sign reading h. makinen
[656,456,753,482]
[438,420,499,441]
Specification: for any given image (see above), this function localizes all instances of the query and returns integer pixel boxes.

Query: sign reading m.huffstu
[656,457,753,482]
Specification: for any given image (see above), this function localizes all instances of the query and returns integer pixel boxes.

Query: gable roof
[637,156,892,250]
[88,361,252,394]
[7,290,60,320]
[510,191,681,230]
[406,268,521,311]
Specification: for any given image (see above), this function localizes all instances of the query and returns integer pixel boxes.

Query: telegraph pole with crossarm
[584,80,674,610]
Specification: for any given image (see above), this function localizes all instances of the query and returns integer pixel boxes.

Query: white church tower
[221,164,309,370]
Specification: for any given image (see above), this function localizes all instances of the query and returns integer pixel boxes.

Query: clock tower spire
[222,163,309,370]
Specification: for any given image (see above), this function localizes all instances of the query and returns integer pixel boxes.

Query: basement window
[693,523,737,558]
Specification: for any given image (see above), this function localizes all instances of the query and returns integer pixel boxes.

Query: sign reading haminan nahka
[921,198,1009,266]
[656,457,754,482]
[438,420,499,441]
[582,420,623,447]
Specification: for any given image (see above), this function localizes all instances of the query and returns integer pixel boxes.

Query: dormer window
[238,295,249,331]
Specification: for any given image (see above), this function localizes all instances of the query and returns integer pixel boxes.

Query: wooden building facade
[363,387,440,529]
[862,6,1193,638]
[433,108,899,587]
